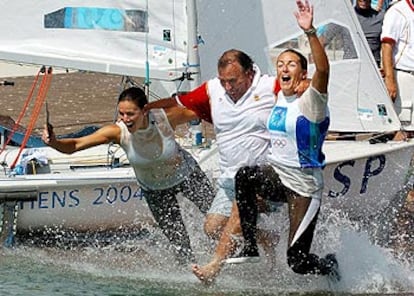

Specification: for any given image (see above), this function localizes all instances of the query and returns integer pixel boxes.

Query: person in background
[355,0,385,67]
[233,0,338,280]
[42,87,215,265]
[381,0,414,255]
[381,0,414,136]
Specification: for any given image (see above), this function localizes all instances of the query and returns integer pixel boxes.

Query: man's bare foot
[191,260,222,284]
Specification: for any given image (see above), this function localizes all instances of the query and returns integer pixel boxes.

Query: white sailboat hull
[1,140,413,232]
[4,168,147,232]
[322,140,414,218]
[0,143,219,232]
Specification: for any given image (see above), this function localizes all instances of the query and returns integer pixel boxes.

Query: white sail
[0,0,188,83]
[196,0,400,133]
[0,0,399,132]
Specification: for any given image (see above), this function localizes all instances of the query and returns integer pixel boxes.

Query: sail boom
[0,52,184,81]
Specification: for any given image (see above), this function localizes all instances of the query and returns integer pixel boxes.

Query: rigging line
[10,67,53,169]
[10,67,52,168]
[172,0,178,83]
[112,75,127,124]
[0,67,44,155]
[121,76,162,101]
[144,0,150,91]
[107,75,129,167]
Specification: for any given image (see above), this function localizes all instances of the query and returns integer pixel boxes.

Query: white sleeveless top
[117,109,196,191]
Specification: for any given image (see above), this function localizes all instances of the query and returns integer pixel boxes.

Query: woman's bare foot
[191,259,222,284]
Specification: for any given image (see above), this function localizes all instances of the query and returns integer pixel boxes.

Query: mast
[186,0,201,90]
[186,0,203,145]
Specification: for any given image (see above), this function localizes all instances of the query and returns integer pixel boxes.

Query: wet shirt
[117,109,196,191]
[266,87,329,198]
[267,86,329,169]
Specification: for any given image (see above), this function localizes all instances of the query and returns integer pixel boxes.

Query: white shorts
[207,178,234,217]
[206,176,284,217]
[395,70,414,130]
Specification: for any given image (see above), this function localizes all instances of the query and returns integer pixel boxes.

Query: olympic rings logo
[272,138,287,148]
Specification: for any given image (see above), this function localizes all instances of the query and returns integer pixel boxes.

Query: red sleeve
[178,82,213,123]
[274,78,281,95]
[381,37,396,45]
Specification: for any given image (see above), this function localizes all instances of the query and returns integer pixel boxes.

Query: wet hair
[218,49,254,72]
[280,48,308,71]
[117,87,148,109]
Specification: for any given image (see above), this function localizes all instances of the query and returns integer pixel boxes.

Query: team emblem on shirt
[272,138,287,148]
[268,106,287,132]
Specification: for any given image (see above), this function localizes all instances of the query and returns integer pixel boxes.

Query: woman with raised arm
[235,0,337,277]
[192,0,339,283]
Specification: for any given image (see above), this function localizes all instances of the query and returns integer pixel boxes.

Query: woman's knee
[235,166,259,184]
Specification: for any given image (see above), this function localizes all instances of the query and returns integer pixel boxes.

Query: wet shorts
[207,178,234,217]
[207,177,283,217]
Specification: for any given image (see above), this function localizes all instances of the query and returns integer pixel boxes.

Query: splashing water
[0,195,413,295]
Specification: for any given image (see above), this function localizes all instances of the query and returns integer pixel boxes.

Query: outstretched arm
[145,83,212,123]
[42,124,120,154]
[165,106,199,129]
[295,0,329,93]
[142,97,178,114]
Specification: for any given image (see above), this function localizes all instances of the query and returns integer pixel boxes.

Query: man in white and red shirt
[145,49,281,239]
[381,0,414,132]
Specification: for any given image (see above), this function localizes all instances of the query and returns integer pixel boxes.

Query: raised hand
[42,124,55,145]
[294,0,314,31]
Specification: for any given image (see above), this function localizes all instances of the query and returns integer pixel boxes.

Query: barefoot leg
[192,202,241,283]
[192,259,222,284]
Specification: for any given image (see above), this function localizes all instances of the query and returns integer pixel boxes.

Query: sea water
[0,196,413,296]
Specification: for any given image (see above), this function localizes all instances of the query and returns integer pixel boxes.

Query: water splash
[3,196,413,295]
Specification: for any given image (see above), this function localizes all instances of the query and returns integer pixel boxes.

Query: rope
[144,0,150,90]
[9,67,53,169]
[0,66,45,155]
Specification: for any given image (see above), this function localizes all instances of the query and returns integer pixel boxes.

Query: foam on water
[2,197,413,295]
[335,230,413,293]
